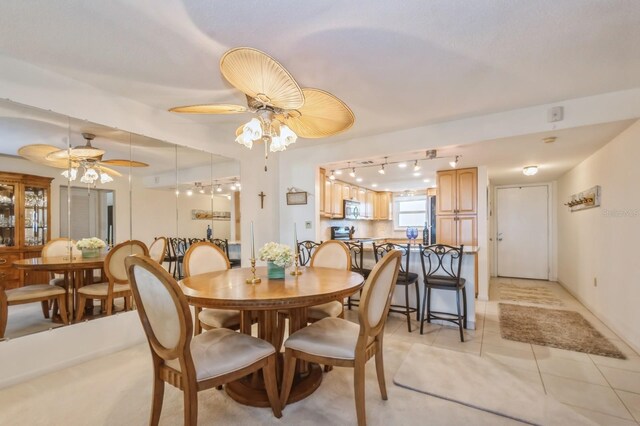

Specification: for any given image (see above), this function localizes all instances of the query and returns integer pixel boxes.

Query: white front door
[496,185,549,279]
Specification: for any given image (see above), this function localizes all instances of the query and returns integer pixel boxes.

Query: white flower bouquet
[76,237,106,250]
[258,242,294,268]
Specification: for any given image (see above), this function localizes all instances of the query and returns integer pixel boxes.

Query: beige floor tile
[501,366,545,394]
[569,405,640,426]
[482,330,534,351]
[541,374,634,420]
[616,390,640,423]
[532,344,593,363]
[433,334,482,355]
[590,353,640,372]
[437,325,479,340]
[537,357,608,386]
[481,344,539,372]
[389,324,440,346]
[599,366,640,394]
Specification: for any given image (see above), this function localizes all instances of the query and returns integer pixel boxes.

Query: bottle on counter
[206,224,212,240]
[423,222,428,245]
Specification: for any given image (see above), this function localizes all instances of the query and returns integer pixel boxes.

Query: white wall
[557,119,640,352]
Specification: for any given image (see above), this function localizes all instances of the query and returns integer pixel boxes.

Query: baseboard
[557,279,640,356]
[0,311,145,389]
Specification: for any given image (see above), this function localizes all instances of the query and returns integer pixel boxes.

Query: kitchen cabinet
[436,167,477,246]
[319,168,327,216]
[375,192,392,220]
[0,172,53,289]
[331,181,344,218]
[364,190,375,219]
[343,184,352,201]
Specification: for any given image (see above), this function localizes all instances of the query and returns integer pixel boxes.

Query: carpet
[497,283,564,306]
[499,303,626,359]
[393,344,595,426]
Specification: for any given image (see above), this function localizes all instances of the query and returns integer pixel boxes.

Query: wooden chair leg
[57,294,70,325]
[0,301,8,339]
[106,295,114,316]
[194,306,202,335]
[280,349,297,407]
[41,300,50,319]
[75,295,86,322]
[263,354,283,418]
[150,364,165,426]
[124,296,131,311]
[183,383,198,426]
[374,340,387,400]
[354,359,367,426]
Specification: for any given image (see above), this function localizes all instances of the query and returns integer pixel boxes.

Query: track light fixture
[413,160,421,171]
[449,155,460,168]
[329,170,336,180]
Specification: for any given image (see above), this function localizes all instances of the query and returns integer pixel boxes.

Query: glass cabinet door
[0,183,16,247]
[23,185,48,247]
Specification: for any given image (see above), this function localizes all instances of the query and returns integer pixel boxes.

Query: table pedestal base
[225,363,323,407]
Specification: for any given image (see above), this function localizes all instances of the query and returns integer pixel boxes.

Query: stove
[331,226,353,240]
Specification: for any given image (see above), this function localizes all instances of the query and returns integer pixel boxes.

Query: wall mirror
[0,98,240,339]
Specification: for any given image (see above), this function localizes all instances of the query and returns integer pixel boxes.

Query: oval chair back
[125,254,195,371]
[183,242,230,277]
[310,240,351,270]
[148,237,167,265]
[358,250,402,341]
[42,238,81,258]
[105,240,149,284]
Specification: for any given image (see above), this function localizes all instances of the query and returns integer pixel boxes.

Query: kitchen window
[394,194,428,229]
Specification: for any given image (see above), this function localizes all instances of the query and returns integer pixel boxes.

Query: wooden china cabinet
[0,172,53,289]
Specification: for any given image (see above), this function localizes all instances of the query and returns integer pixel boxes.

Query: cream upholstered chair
[183,242,241,334]
[1,282,70,338]
[308,240,352,321]
[75,240,148,321]
[125,255,281,425]
[280,250,402,426]
[148,237,167,266]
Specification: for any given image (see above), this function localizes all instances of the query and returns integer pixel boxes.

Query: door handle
[497,238,503,241]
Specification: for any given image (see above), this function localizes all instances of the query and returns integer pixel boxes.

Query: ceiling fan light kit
[170,47,354,170]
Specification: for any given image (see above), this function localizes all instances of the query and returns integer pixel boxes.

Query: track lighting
[413,160,421,171]
[398,162,407,168]
[378,164,385,175]
[334,169,342,175]
[449,155,459,168]
[329,170,336,180]
[349,167,356,178]
[186,189,193,196]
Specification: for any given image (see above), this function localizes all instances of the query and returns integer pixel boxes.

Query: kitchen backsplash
[319,219,421,240]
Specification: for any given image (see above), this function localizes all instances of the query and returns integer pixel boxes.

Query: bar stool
[419,244,466,341]
[373,243,419,332]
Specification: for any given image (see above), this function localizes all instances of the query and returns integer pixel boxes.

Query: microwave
[343,200,361,220]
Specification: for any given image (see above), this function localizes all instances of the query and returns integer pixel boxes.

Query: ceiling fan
[18,133,148,185]
[169,47,355,170]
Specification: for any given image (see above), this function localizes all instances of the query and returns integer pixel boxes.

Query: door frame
[491,182,556,281]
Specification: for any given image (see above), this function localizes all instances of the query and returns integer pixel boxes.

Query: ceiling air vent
[358,160,375,165]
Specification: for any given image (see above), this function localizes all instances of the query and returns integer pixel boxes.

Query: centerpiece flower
[258,242,294,279]
[76,237,106,258]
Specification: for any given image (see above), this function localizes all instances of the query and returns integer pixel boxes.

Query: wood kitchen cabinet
[364,190,375,219]
[436,167,477,246]
[0,172,53,289]
[375,192,392,220]
[331,181,344,218]
[343,184,352,201]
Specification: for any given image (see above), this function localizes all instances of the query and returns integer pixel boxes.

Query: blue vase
[267,261,285,279]
[406,227,418,241]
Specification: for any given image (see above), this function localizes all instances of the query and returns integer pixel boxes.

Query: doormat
[498,283,564,306]
[499,303,626,359]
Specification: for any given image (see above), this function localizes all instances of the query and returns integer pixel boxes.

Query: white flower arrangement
[258,242,294,268]
[76,237,106,250]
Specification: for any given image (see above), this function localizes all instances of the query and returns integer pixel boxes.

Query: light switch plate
[305,221,312,229]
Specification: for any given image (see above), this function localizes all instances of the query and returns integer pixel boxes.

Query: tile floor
[355,277,640,425]
[2,277,640,425]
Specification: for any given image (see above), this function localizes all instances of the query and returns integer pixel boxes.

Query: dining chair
[419,244,466,341]
[211,238,240,268]
[373,242,420,332]
[163,237,177,276]
[125,255,281,426]
[308,240,351,321]
[344,241,366,310]
[41,238,81,317]
[75,240,148,321]
[148,237,167,266]
[296,240,322,266]
[280,250,402,426]
[183,242,241,335]
[1,281,70,339]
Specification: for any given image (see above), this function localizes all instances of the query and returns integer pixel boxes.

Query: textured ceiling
[1,0,639,150]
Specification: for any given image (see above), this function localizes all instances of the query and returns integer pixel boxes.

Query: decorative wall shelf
[565,185,601,212]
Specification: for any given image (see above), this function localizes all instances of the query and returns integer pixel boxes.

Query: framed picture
[286,191,308,205]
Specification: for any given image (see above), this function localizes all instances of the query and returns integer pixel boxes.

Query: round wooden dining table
[13,255,106,320]
[179,265,364,407]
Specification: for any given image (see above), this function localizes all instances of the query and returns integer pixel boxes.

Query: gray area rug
[393,344,594,425]
[498,283,564,306]
[499,303,626,359]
